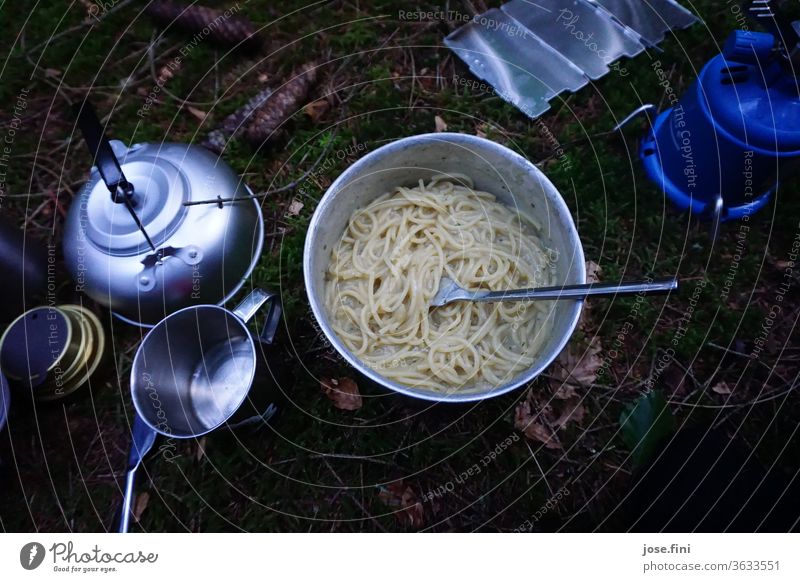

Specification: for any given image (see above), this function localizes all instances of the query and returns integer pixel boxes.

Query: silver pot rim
[304,132,586,403]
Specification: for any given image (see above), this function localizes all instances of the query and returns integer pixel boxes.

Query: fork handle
[474,278,678,302]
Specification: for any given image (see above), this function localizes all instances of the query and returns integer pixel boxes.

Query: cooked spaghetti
[324,175,556,392]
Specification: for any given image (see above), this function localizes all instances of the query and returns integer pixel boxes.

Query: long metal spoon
[430,277,679,308]
[118,413,157,533]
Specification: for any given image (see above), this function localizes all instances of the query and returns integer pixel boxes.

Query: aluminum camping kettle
[64,103,264,327]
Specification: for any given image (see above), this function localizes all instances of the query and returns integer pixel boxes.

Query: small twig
[261,457,297,467]
[25,0,138,56]
[705,341,793,385]
[24,198,56,230]
[407,48,417,112]
[706,341,752,359]
[309,453,391,466]
[322,457,388,532]
[36,161,77,199]
[669,383,798,409]
[183,126,339,206]
[525,440,554,497]
[461,0,481,18]
[146,34,236,108]
[24,52,76,105]
[186,23,400,208]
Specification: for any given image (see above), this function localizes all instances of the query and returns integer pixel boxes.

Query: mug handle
[231,288,282,345]
[227,289,282,430]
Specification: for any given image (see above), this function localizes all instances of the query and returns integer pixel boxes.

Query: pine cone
[244,63,317,145]
[145,1,261,50]
[202,86,274,153]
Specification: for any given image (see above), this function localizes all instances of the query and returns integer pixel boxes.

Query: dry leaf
[514,400,561,449]
[321,377,363,411]
[585,260,602,284]
[418,75,437,92]
[434,115,447,132]
[379,481,425,529]
[304,98,330,122]
[186,106,208,122]
[286,197,303,216]
[525,422,561,449]
[554,397,586,429]
[579,260,603,330]
[157,63,178,82]
[772,256,793,270]
[553,383,577,400]
[79,0,98,18]
[711,381,732,395]
[551,336,603,389]
[133,492,150,523]
[287,198,304,217]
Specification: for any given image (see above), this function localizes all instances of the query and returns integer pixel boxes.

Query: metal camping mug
[130,288,281,438]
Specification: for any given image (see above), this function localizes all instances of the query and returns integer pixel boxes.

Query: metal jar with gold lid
[0,304,106,402]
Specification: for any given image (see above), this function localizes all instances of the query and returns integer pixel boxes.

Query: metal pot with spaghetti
[304,133,586,402]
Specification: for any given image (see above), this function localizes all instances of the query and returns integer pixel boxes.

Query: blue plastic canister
[641,30,800,220]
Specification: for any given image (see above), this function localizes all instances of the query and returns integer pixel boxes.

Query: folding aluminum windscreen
[590,0,699,45]
[502,0,645,80]
[446,8,588,118]
[444,0,699,118]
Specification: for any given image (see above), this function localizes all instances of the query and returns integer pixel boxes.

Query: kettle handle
[74,101,129,195]
[74,100,158,252]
